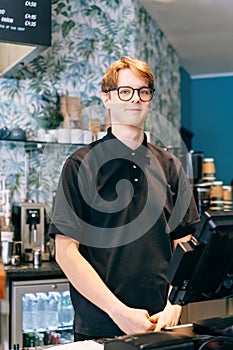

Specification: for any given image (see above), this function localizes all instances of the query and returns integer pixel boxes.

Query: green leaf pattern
[0,0,180,215]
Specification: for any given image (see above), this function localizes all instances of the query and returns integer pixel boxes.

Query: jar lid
[212,181,223,186]
[223,186,232,191]
[203,158,214,162]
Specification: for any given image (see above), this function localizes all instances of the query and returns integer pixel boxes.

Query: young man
[49,56,199,340]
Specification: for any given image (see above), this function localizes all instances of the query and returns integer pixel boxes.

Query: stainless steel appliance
[0,241,22,265]
[12,203,51,261]
[21,203,45,252]
[10,278,74,349]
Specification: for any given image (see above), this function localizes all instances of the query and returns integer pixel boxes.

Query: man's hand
[149,302,182,332]
[110,305,155,335]
[147,235,191,331]
[56,235,155,336]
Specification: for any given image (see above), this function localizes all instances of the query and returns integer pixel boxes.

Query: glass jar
[209,181,224,211]
[223,185,232,211]
[193,183,211,216]
[202,158,215,183]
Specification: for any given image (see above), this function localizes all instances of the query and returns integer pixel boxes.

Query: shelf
[0,138,85,211]
[0,138,85,152]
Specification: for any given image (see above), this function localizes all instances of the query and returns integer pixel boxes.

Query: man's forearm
[55,234,125,319]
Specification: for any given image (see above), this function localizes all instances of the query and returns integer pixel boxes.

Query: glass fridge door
[11,278,74,348]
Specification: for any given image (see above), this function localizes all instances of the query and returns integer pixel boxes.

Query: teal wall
[180,67,192,130]
[191,76,233,185]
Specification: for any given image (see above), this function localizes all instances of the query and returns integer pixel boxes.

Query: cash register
[104,211,233,349]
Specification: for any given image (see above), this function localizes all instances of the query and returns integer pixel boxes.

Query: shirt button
[134,178,139,182]
[132,152,135,156]
[133,164,137,169]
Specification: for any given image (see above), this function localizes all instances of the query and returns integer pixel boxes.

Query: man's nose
[131,89,140,102]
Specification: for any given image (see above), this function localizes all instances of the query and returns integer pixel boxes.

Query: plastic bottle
[36,292,49,330]
[1,189,14,242]
[59,291,74,326]
[48,292,60,329]
[22,293,37,331]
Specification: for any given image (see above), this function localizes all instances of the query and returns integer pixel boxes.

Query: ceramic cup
[70,129,84,144]
[83,130,93,144]
[57,128,71,143]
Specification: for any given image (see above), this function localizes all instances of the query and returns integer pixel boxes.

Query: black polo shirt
[49,128,199,337]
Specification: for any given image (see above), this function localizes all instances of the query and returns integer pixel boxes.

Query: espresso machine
[12,202,50,261]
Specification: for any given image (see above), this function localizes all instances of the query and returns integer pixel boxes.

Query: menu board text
[0,0,51,46]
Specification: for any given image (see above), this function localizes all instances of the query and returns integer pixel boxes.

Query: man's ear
[102,92,110,106]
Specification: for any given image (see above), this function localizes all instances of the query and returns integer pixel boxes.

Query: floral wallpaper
[0,0,181,215]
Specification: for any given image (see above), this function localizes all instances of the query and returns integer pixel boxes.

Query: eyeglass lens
[117,87,154,102]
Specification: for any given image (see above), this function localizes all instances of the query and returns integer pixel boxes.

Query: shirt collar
[102,128,151,164]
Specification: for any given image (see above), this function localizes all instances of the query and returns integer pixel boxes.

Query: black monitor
[167,211,233,306]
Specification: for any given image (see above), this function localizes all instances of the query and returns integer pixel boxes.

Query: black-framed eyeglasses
[105,86,155,102]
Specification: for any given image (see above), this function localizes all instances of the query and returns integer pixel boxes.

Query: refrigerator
[10,278,74,349]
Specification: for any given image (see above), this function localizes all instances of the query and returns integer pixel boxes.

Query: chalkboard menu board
[0,0,51,47]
